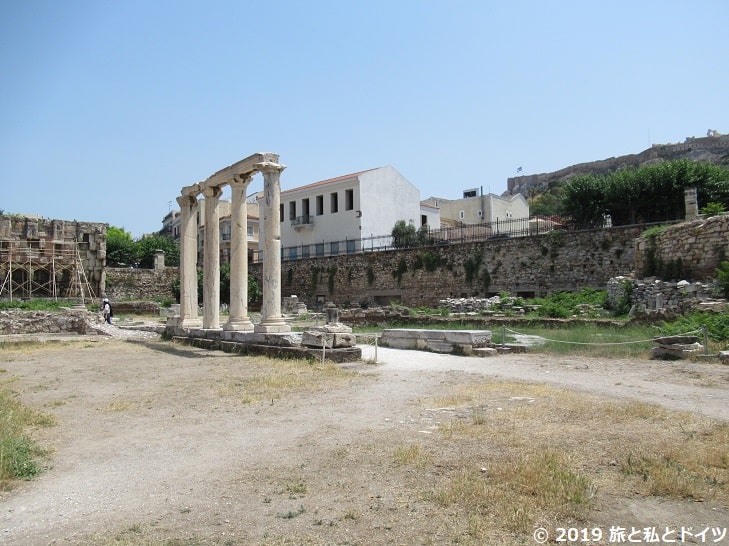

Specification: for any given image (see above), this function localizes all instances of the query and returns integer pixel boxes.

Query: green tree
[560,160,729,228]
[530,187,564,216]
[136,235,180,268]
[391,220,418,248]
[560,175,608,228]
[106,226,137,266]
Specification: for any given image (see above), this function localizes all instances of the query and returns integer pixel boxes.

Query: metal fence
[250,215,597,263]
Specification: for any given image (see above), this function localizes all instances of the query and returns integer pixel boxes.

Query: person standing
[101,298,113,324]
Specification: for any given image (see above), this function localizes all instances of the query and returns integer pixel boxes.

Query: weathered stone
[380,328,492,355]
[302,330,356,348]
[651,343,703,360]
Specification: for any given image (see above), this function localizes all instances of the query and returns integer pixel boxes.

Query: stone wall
[96,216,726,311]
[250,226,640,308]
[634,214,729,281]
[104,267,177,301]
[607,276,724,317]
[0,214,107,297]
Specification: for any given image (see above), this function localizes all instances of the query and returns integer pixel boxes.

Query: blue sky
[1,0,727,237]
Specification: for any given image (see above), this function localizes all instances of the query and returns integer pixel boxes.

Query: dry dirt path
[0,334,728,545]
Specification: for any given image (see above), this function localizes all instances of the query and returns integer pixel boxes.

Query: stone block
[302,330,356,348]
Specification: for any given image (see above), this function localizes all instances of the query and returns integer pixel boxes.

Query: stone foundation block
[302,330,356,348]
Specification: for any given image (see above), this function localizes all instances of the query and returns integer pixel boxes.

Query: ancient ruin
[0,215,105,303]
[168,152,289,333]
[167,153,361,361]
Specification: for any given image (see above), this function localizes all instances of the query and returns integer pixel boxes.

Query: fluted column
[254,162,291,333]
[224,173,254,331]
[176,194,201,327]
[202,186,223,330]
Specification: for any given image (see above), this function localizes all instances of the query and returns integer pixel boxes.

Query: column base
[223,317,255,331]
[167,316,203,329]
[254,318,291,334]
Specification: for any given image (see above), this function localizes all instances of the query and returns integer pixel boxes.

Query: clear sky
[1,0,727,237]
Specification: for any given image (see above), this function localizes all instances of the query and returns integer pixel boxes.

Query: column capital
[254,161,286,175]
[231,173,254,187]
[202,185,223,198]
[176,194,197,208]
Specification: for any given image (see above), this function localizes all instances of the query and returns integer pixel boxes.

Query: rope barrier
[502,326,703,346]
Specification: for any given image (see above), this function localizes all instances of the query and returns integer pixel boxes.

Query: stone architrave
[224,174,254,331]
[203,186,223,330]
[176,193,202,327]
[254,162,291,333]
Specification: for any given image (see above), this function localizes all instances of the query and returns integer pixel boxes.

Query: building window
[288,248,297,260]
[330,192,339,213]
[421,214,427,226]
[345,189,354,211]
[346,240,356,254]
[477,210,483,218]
[330,241,339,255]
[316,195,324,216]
[289,201,296,221]
[302,245,310,258]
[302,198,310,219]
[279,204,284,222]
[459,211,465,219]
[315,243,325,256]
[247,225,254,238]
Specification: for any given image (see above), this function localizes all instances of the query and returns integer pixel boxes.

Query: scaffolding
[0,238,96,303]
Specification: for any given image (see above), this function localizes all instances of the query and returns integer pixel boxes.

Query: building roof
[281,167,380,195]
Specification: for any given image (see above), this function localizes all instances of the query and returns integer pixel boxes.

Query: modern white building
[425,190,529,227]
[263,166,437,259]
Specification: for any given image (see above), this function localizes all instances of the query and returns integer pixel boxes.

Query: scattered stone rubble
[0,309,93,336]
[0,308,161,340]
[608,276,727,317]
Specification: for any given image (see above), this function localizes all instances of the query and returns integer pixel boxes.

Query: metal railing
[251,215,583,263]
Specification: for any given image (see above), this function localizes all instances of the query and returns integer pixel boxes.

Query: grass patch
[218,357,356,405]
[393,381,729,543]
[500,322,656,357]
[393,443,431,468]
[0,384,55,486]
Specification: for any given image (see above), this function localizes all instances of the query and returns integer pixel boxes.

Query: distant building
[163,198,261,266]
[266,166,436,259]
[424,190,529,228]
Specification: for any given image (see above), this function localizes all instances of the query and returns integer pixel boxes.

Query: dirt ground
[1,326,729,546]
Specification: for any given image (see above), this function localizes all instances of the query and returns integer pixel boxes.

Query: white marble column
[176,194,201,327]
[202,186,223,330]
[254,162,291,333]
[224,173,254,331]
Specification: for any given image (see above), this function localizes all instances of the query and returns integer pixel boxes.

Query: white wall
[269,166,423,257]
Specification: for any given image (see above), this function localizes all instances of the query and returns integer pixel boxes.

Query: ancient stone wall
[104,267,177,301]
[0,214,107,297]
[250,226,640,308]
[607,276,723,316]
[634,214,729,281]
[95,217,725,311]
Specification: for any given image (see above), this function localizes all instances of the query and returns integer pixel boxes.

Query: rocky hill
[507,131,729,196]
